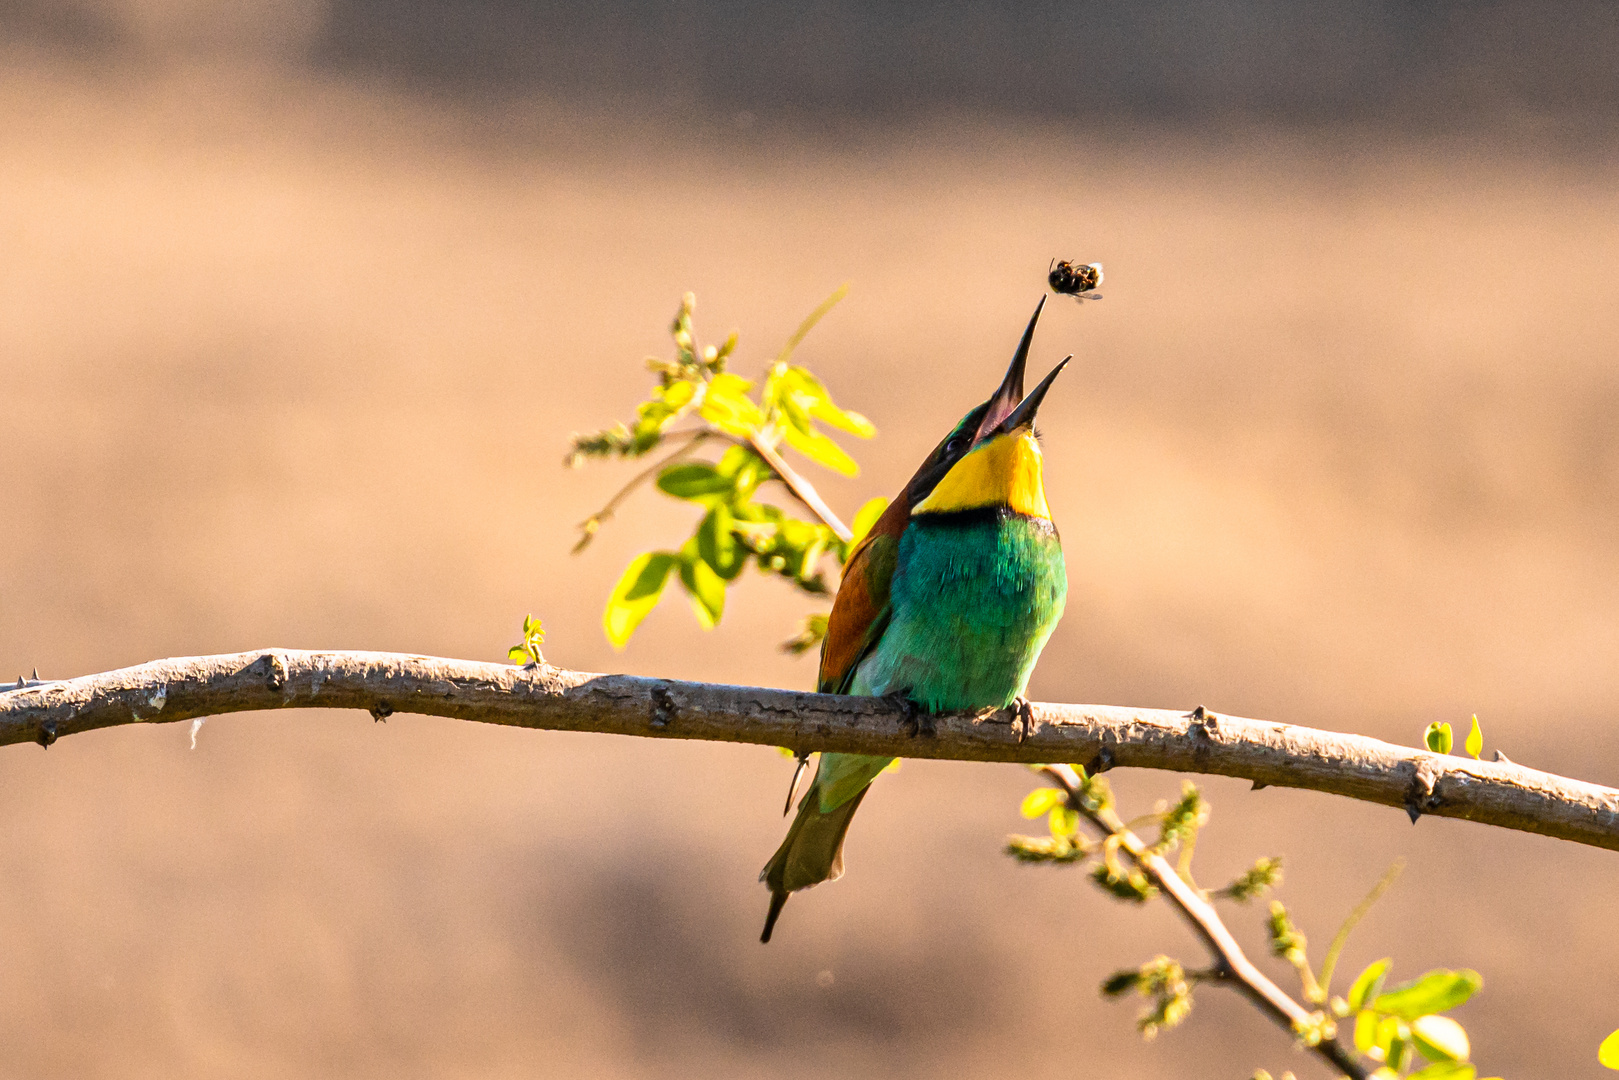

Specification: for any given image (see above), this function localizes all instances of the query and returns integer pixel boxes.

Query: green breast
[849,508,1067,711]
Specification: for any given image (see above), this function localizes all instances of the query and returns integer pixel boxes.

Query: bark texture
[3,649,1617,852]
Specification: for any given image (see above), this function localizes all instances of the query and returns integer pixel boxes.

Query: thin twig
[1043,764,1368,1080]
[1317,859,1405,997]
[745,432,853,542]
[1,652,1617,852]
[773,282,850,366]
[572,432,709,553]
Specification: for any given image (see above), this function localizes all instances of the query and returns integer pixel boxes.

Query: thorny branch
[1042,764,1369,1079]
[2,650,1618,854]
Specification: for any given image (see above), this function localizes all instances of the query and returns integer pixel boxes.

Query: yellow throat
[911,429,1051,519]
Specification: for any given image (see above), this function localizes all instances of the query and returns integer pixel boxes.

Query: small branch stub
[264,652,289,692]
[1405,759,1441,824]
[650,684,677,730]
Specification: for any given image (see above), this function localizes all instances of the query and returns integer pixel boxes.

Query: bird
[759,296,1070,942]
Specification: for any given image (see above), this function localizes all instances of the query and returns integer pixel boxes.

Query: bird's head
[904,297,1070,522]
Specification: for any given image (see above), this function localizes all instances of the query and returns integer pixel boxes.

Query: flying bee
[1048,259,1103,301]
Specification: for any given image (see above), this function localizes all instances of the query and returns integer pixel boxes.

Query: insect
[1048,259,1103,301]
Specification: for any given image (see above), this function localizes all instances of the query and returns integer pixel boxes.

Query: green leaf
[1411,1014,1471,1062]
[777,365,876,438]
[603,552,679,648]
[697,504,747,579]
[1387,1032,1412,1072]
[849,496,889,548]
[1048,806,1079,838]
[1101,969,1140,996]
[1601,1028,1619,1069]
[625,379,698,453]
[714,445,767,497]
[698,372,765,436]
[781,422,859,475]
[811,400,875,438]
[1425,721,1453,754]
[1465,714,1483,759]
[1408,1063,1475,1080]
[1354,1010,1378,1053]
[1371,969,1482,1020]
[656,462,734,500]
[1374,1014,1403,1059]
[1347,958,1392,1012]
[679,551,726,628]
[507,644,530,662]
[660,378,696,410]
[1020,788,1065,819]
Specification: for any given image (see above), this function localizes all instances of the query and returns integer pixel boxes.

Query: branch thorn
[650,685,677,729]
[1405,760,1440,824]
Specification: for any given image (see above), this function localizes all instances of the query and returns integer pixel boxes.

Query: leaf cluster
[1343,960,1492,1079]
[1216,856,1284,903]
[1004,775,1498,1077]
[1265,886,1495,1078]
[1101,955,1197,1039]
[506,613,545,666]
[1423,714,1486,760]
[1006,784,1091,864]
[564,288,886,649]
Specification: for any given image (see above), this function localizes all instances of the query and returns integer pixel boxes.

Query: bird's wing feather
[817,496,910,694]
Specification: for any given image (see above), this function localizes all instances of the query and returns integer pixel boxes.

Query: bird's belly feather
[851,514,1066,711]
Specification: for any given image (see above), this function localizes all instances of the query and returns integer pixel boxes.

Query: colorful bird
[760,297,1071,942]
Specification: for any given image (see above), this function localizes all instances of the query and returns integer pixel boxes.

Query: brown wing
[817,495,910,695]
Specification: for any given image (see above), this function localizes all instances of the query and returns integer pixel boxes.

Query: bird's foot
[888,693,933,738]
[1010,696,1037,743]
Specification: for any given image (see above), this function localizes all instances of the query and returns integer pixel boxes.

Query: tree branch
[1043,764,1368,1079]
[744,433,854,542]
[2,649,1617,853]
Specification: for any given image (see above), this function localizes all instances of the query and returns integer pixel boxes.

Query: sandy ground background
[3,5,1619,1076]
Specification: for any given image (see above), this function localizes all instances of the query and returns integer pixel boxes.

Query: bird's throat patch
[911,430,1051,519]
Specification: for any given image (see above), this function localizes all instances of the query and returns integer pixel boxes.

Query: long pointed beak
[974,296,1045,441]
[994,355,1071,435]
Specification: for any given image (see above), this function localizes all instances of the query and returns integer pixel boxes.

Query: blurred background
[4,2,1619,1076]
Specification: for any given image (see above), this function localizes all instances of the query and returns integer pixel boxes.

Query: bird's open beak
[974,296,1045,442]
[993,355,1071,435]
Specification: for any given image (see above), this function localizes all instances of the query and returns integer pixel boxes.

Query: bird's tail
[760,890,790,944]
[758,764,879,943]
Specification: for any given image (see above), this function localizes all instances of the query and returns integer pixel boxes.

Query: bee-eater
[760,297,1070,942]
